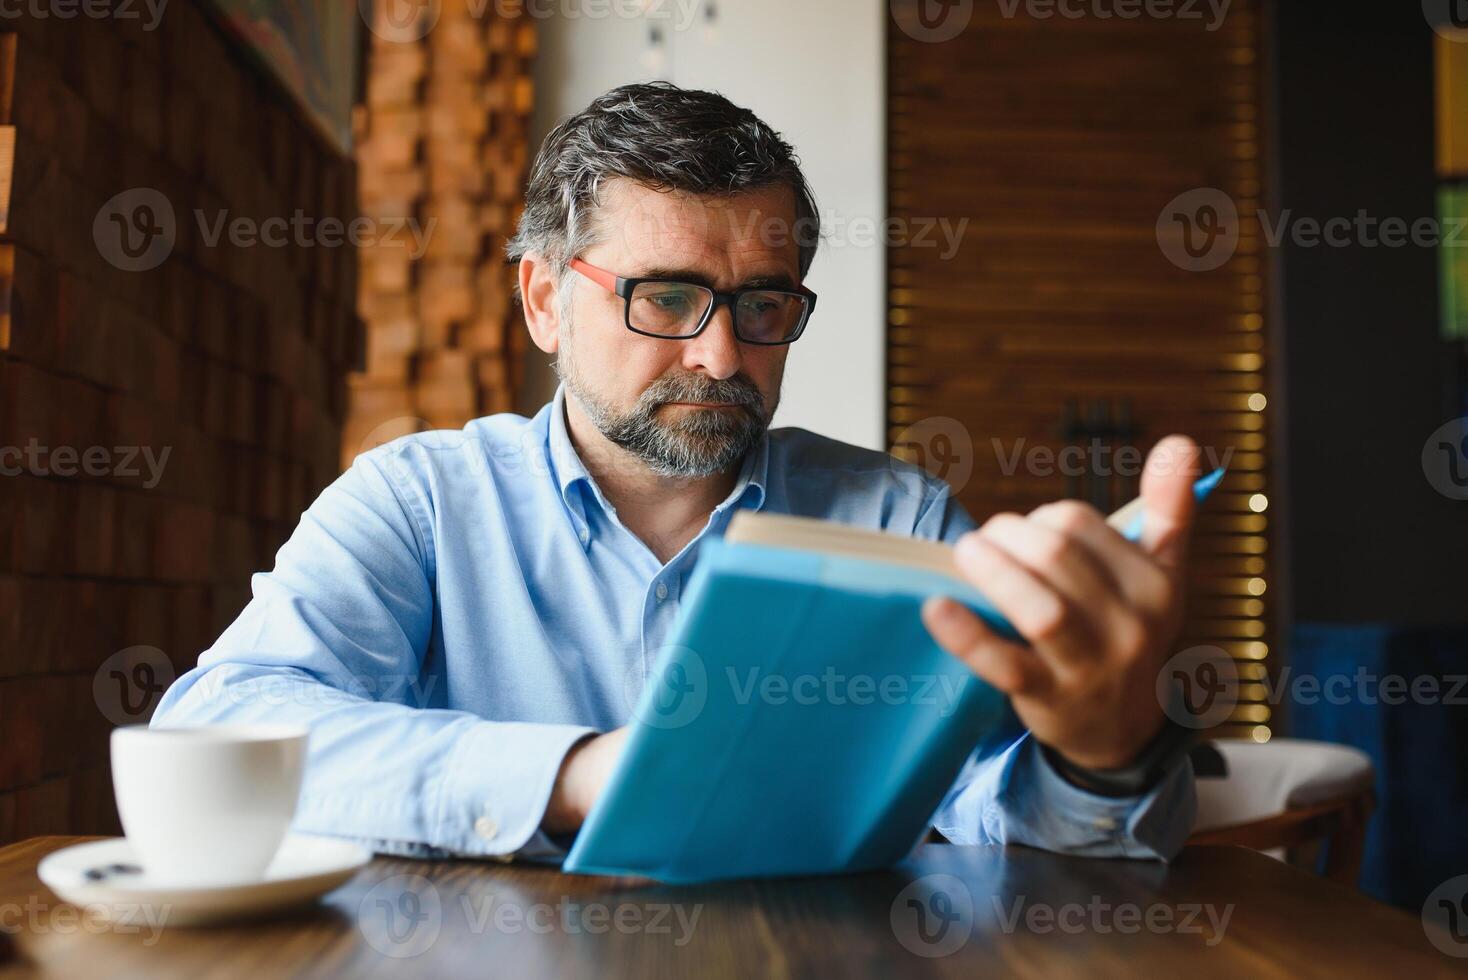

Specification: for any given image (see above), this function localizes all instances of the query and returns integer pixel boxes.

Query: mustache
[640,374,766,414]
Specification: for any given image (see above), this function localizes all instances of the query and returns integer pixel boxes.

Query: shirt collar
[546,384,769,542]
[547,383,593,504]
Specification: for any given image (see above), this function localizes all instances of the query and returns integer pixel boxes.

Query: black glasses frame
[570,259,817,346]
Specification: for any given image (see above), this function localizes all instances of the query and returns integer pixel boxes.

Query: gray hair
[507,81,821,284]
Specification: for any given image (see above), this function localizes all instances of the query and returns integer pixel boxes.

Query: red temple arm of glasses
[569,258,618,292]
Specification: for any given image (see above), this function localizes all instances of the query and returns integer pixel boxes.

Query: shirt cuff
[938,733,1195,860]
[431,721,597,858]
[1023,735,1195,860]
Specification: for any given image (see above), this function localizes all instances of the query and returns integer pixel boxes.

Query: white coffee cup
[111,724,309,887]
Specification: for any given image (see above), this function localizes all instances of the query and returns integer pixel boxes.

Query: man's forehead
[595,179,801,275]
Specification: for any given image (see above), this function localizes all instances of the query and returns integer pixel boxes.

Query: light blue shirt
[153,385,1194,862]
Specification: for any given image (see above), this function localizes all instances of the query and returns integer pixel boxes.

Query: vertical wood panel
[345,0,535,466]
[888,0,1272,736]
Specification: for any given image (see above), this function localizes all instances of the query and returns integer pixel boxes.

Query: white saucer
[38,834,372,927]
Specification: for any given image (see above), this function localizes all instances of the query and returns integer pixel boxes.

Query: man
[153,82,1199,862]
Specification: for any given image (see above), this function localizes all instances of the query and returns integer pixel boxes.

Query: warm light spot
[1249,493,1269,513]
[1251,726,1272,743]
[1247,393,1267,411]
[1243,599,1264,617]
[1244,641,1269,659]
[1248,577,1267,596]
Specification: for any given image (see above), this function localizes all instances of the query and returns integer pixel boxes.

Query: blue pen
[1105,467,1227,541]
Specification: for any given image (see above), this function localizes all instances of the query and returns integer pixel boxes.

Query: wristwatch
[1039,714,1198,799]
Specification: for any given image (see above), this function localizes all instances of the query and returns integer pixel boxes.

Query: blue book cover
[561,528,1015,883]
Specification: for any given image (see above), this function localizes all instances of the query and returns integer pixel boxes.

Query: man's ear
[519,252,564,354]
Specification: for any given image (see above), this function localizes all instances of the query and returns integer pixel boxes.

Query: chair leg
[1321,794,1374,887]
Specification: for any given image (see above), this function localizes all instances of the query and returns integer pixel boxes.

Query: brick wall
[345,0,534,464]
[0,7,362,842]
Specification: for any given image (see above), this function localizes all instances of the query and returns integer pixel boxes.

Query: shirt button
[1092,816,1118,831]
[474,815,499,840]
[578,529,589,545]
[655,582,668,601]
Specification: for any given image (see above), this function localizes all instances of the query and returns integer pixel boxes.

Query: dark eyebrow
[636,267,799,291]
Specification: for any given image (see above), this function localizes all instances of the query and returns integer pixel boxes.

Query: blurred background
[0,0,1463,911]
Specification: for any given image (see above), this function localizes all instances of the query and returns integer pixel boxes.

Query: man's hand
[543,726,629,836]
[921,436,1202,772]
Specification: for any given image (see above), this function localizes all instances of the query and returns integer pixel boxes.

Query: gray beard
[558,358,774,479]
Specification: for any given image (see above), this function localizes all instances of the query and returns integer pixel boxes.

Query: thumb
[1140,434,1202,571]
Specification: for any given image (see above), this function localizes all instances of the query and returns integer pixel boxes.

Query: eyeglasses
[569,258,817,346]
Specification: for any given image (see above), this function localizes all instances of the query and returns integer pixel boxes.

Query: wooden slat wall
[888,1,1271,737]
[345,0,535,468]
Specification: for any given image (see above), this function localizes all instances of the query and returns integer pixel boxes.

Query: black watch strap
[1040,715,1198,799]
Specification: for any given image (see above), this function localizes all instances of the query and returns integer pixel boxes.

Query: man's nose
[680,302,743,380]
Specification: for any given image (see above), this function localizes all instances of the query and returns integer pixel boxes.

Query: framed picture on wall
[203,0,361,153]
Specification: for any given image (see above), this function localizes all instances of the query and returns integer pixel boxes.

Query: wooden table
[0,837,1458,978]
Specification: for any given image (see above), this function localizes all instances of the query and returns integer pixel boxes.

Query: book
[560,512,1015,882]
[562,472,1224,882]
